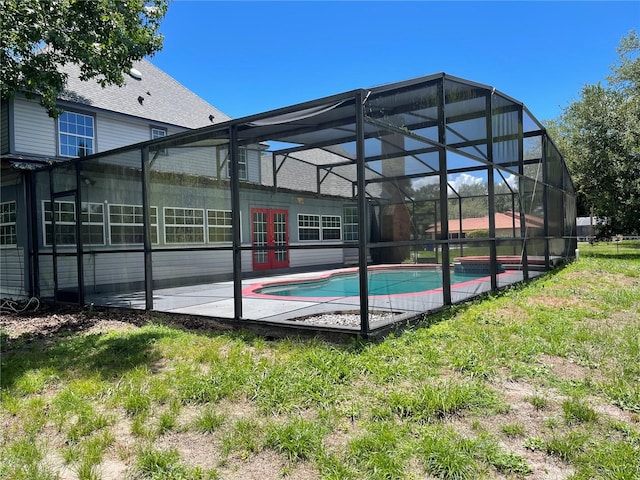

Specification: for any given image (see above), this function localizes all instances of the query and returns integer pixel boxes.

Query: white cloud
[447,173,483,192]
[411,176,439,189]
[497,173,519,189]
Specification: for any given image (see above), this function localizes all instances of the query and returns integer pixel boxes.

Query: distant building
[576,216,606,241]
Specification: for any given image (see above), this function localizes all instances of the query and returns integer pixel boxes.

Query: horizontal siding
[97,116,150,152]
[0,247,26,297]
[152,250,234,279]
[38,255,78,291]
[83,252,146,288]
[290,248,343,268]
[1,100,9,154]
[13,98,56,156]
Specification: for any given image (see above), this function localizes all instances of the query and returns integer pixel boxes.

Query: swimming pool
[249,266,486,298]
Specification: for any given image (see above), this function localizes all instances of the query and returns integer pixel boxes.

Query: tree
[547,30,640,236]
[0,0,168,117]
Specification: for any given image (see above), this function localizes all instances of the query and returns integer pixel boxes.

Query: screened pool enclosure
[33,73,577,335]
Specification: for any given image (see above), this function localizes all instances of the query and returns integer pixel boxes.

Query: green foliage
[136,447,216,480]
[547,30,640,234]
[465,229,490,239]
[383,380,499,421]
[221,418,264,459]
[347,422,408,479]
[500,422,526,437]
[265,418,325,462]
[418,428,478,479]
[562,398,599,425]
[192,408,225,434]
[0,0,168,117]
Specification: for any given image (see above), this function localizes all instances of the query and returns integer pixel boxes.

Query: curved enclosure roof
[33,71,577,335]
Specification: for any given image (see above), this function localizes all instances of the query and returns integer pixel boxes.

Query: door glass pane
[273,212,288,263]
[253,211,267,265]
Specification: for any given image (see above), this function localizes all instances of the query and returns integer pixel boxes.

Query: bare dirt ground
[0,301,229,342]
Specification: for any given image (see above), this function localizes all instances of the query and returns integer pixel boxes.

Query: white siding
[13,98,56,156]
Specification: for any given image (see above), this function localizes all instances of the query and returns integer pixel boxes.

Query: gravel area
[296,311,399,327]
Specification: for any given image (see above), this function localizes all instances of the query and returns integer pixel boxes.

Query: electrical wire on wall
[0,296,40,314]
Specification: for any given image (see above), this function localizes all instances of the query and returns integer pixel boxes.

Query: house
[425,211,544,239]
[0,60,359,299]
[1,60,233,298]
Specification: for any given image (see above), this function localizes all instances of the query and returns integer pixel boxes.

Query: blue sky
[152,1,639,123]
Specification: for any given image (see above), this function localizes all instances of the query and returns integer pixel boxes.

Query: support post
[230,127,243,320]
[356,91,370,336]
[437,78,451,305]
[142,147,154,310]
[486,92,497,291]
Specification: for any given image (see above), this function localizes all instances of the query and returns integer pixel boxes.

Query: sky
[152,1,639,123]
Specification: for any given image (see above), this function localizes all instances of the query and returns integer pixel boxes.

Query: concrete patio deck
[86,267,538,333]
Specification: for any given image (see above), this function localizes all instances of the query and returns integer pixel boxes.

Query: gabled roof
[58,59,230,129]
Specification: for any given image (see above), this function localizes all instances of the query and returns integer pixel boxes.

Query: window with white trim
[322,215,342,240]
[59,111,94,157]
[80,203,105,245]
[226,148,248,181]
[343,205,358,241]
[164,207,205,244]
[0,201,17,246]
[43,201,105,246]
[151,127,167,139]
[109,204,158,244]
[207,209,233,242]
[298,214,320,241]
[43,200,76,246]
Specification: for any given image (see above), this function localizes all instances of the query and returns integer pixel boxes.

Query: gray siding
[97,116,151,152]
[97,114,187,152]
[0,247,26,298]
[290,248,343,269]
[13,97,56,156]
[1,100,9,154]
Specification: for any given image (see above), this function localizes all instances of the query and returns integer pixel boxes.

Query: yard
[1,242,639,479]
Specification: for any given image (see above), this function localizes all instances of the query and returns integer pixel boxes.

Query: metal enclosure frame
[23,73,577,337]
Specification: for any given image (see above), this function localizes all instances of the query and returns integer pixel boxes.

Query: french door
[251,208,289,271]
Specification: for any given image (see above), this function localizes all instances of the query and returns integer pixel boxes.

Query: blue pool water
[257,269,485,297]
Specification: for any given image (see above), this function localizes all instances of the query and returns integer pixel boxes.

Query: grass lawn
[1,241,639,479]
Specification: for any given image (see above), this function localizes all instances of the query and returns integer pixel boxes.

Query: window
[109,204,158,244]
[343,205,358,241]
[298,214,320,241]
[59,112,94,157]
[151,127,167,139]
[80,203,105,245]
[44,201,105,246]
[298,214,343,241]
[322,215,342,240]
[207,209,233,242]
[43,200,76,246]
[164,207,205,244]
[226,148,248,181]
[0,201,17,246]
